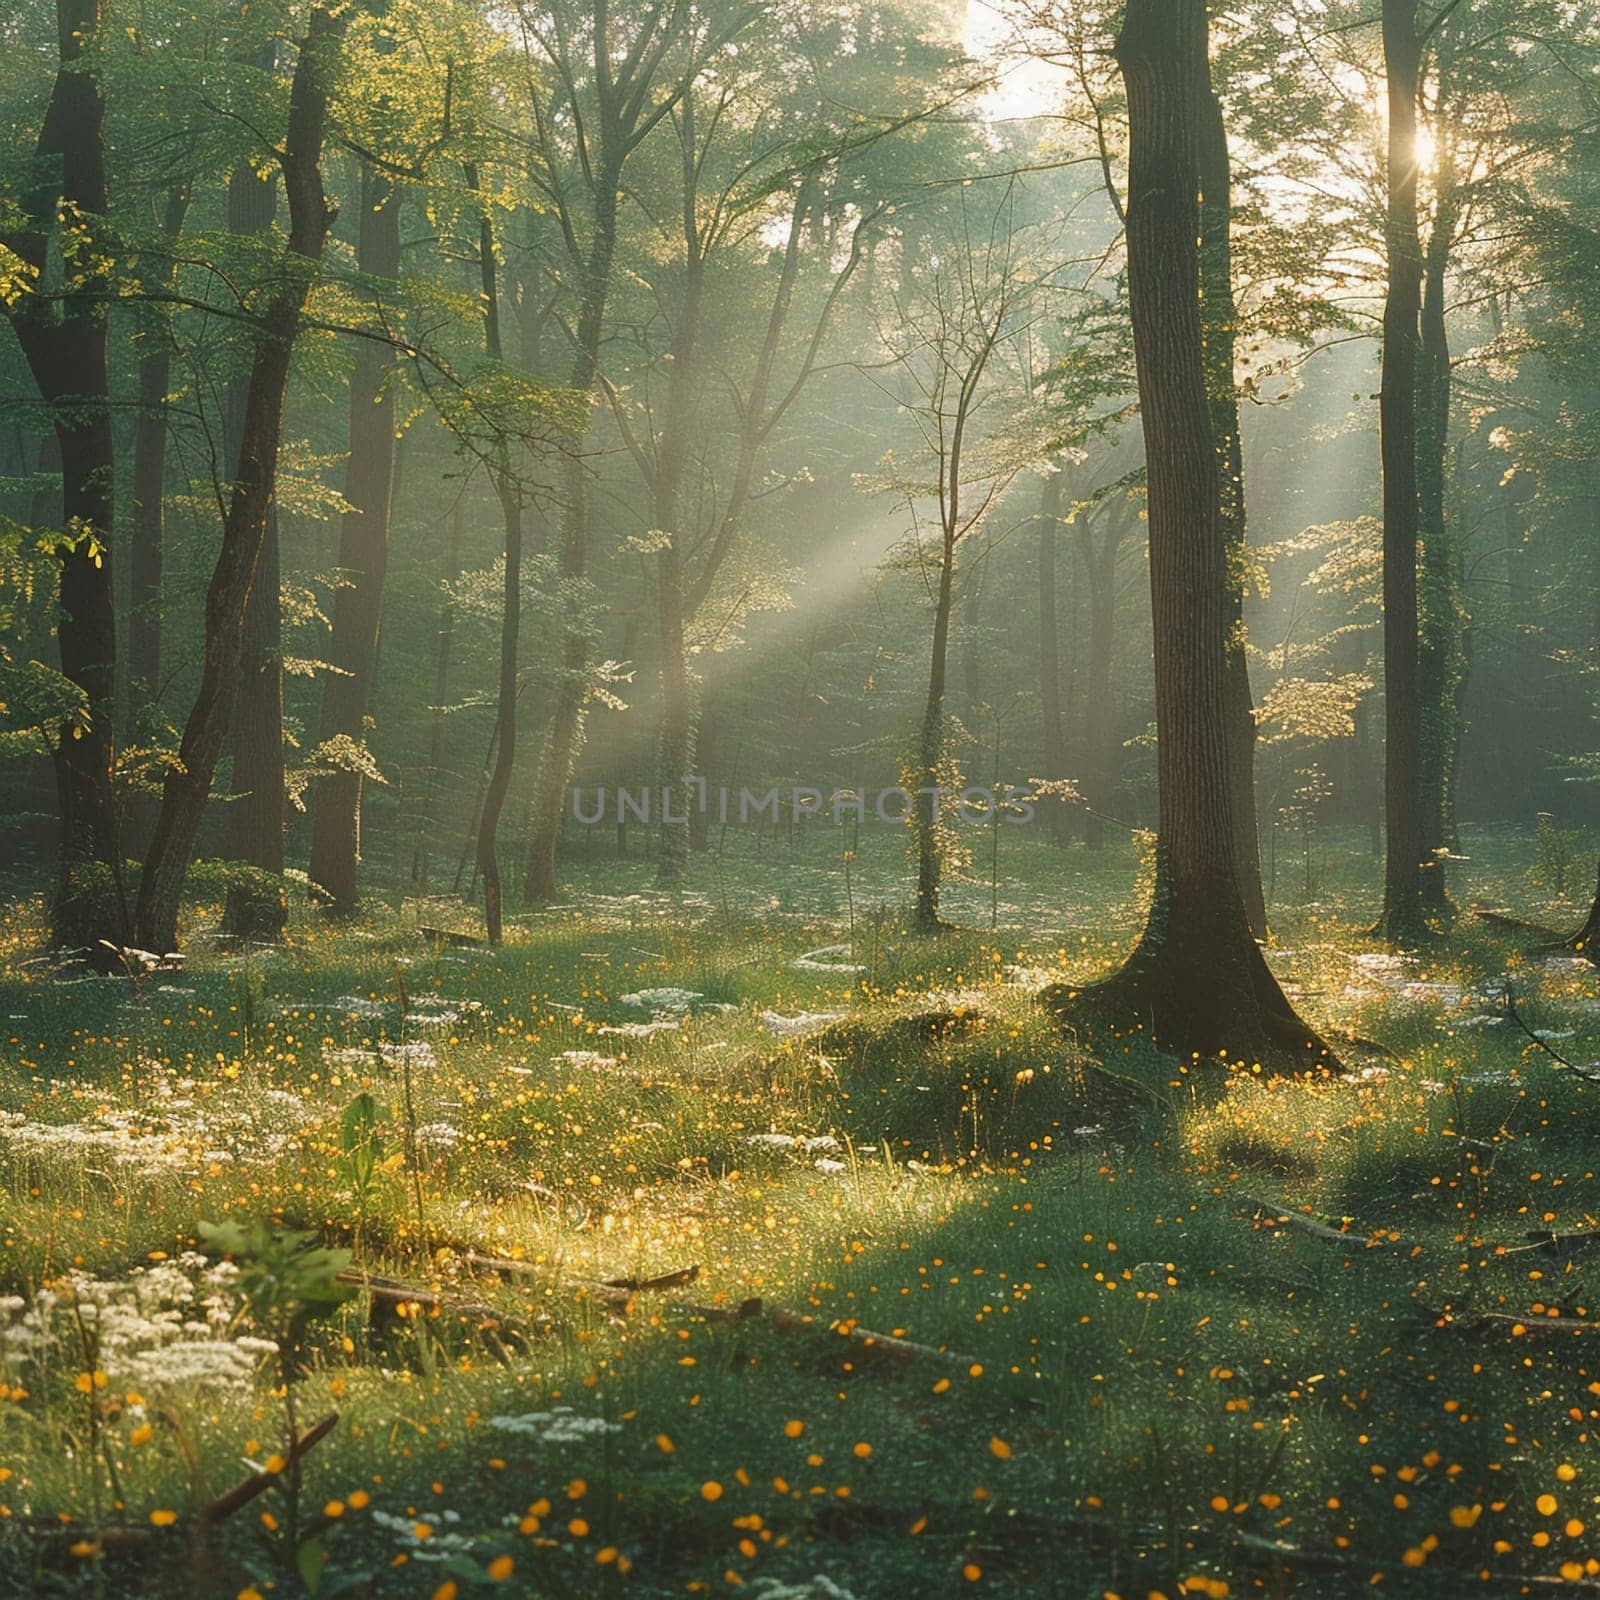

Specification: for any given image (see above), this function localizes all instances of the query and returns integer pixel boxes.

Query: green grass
[1,822,1600,1597]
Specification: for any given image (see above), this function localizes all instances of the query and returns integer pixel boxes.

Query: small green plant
[198,1217,356,1586]
[1530,811,1586,899]
[338,1091,399,1248]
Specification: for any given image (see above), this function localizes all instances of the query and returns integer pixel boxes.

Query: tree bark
[413,494,466,893]
[133,5,346,953]
[1377,0,1428,941]
[1198,63,1267,942]
[653,93,708,887]
[128,185,193,732]
[2,0,126,949]
[467,172,524,946]
[308,163,402,912]
[1416,137,1463,920]
[220,38,290,945]
[1057,0,1325,1071]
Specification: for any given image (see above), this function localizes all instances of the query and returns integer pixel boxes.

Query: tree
[1198,54,1267,941]
[518,0,755,904]
[1,0,125,950]
[306,81,404,914]
[219,38,289,945]
[1376,0,1429,941]
[1053,0,1326,1069]
[871,184,1046,929]
[133,3,347,953]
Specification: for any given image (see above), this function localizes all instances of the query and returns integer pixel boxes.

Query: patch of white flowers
[488,1406,622,1443]
[0,1253,273,1394]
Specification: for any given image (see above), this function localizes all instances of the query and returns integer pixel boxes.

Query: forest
[2,0,1600,1593]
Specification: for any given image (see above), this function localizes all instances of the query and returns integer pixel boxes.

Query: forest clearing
[2,830,1600,1597]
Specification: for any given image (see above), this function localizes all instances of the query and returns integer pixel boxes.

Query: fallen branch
[1239,1194,1391,1250]
[199,1413,339,1529]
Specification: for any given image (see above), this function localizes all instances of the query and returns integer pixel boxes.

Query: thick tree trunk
[2,0,126,949]
[133,6,345,953]
[1417,150,1463,921]
[1037,471,1070,846]
[1057,0,1325,1070]
[308,164,402,912]
[1377,0,1428,941]
[1198,70,1267,942]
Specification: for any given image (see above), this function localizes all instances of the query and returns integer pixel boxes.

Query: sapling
[198,1218,355,1589]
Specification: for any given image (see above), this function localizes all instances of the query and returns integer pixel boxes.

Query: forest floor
[1,822,1599,1597]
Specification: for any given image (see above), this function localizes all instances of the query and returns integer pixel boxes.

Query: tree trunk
[1037,471,1069,846]
[1376,0,1428,941]
[962,546,985,719]
[914,534,957,930]
[1058,0,1325,1070]
[128,185,193,734]
[133,5,346,953]
[1570,860,1600,963]
[308,163,402,912]
[1198,67,1267,942]
[467,174,524,946]
[1416,142,1463,921]
[524,159,623,903]
[413,494,466,893]
[657,539,694,883]
[1078,509,1126,851]
[222,503,287,941]
[653,100,709,887]
[2,0,126,950]
[220,40,290,945]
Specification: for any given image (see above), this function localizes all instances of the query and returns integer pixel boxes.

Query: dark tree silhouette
[2,0,125,949]
[1376,0,1429,941]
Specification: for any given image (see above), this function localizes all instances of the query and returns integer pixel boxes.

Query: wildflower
[701,1481,724,1502]
[149,1509,177,1527]
[487,1554,514,1580]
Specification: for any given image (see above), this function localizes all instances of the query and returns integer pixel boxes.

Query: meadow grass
[1,821,1599,1597]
